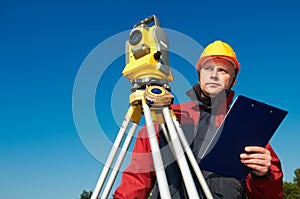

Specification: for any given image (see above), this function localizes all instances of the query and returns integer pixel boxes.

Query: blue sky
[1,0,300,198]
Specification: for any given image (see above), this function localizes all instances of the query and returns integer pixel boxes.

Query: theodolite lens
[129,30,142,45]
[151,88,162,95]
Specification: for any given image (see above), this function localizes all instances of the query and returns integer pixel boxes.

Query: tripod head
[122,15,173,92]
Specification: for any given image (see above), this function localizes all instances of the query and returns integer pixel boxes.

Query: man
[113,40,283,198]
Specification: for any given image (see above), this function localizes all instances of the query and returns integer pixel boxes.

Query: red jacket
[114,93,283,199]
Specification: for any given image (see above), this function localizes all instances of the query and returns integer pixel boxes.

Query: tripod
[89,14,213,199]
[91,84,214,199]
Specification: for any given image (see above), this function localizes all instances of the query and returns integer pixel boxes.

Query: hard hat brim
[196,55,240,73]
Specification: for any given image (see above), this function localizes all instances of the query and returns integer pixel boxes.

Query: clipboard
[199,95,288,179]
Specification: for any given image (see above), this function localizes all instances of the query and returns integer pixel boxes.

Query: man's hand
[240,146,272,176]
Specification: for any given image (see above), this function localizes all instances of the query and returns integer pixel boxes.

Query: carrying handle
[133,15,160,28]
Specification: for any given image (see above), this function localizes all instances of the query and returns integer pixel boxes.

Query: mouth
[206,83,221,87]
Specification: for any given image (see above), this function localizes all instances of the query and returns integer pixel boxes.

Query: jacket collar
[186,84,235,114]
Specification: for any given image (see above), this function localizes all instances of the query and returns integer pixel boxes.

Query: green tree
[284,168,300,199]
[80,190,93,199]
[294,168,300,187]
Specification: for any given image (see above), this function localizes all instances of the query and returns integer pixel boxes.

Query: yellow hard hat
[196,40,240,73]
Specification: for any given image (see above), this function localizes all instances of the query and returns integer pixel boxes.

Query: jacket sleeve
[113,125,157,199]
[244,143,283,199]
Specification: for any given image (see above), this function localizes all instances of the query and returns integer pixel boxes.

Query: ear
[231,77,237,87]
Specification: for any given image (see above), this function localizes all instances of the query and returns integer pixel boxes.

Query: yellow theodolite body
[122,15,173,83]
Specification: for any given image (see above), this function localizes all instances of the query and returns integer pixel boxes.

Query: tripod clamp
[144,85,173,107]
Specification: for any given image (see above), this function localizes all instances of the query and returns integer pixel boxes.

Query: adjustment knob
[154,51,161,60]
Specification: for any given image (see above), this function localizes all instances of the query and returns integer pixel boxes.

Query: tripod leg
[159,123,171,145]
[91,109,132,199]
[142,102,171,199]
[100,122,138,199]
[171,112,214,199]
[162,107,200,199]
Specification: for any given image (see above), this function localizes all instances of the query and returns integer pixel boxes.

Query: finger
[245,146,270,155]
[244,163,269,176]
[241,158,271,167]
[243,163,267,170]
[240,153,271,160]
[247,165,269,176]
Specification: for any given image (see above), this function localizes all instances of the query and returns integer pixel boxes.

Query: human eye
[203,65,214,71]
[218,68,228,74]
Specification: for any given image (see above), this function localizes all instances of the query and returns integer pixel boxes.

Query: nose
[211,67,218,79]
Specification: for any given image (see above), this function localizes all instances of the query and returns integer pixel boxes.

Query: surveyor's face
[199,58,236,97]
